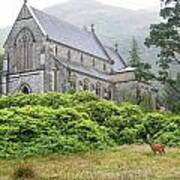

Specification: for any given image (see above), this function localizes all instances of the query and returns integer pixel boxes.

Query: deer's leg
[162,148,165,154]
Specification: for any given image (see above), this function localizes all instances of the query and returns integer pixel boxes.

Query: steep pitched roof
[105,47,126,72]
[30,6,111,61]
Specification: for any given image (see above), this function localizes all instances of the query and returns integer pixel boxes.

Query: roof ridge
[115,50,127,67]
[92,32,114,64]
[105,44,127,67]
[30,6,111,61]
[27,5,47,36]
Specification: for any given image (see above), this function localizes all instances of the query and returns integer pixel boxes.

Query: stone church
[1,0,135,101]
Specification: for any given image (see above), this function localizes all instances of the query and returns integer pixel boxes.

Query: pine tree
[129,38,154,105]
[164,73,180,113]
[0,49,4,71]
[129,37,154,82]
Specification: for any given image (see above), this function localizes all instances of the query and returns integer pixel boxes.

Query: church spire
[24,0,27,4]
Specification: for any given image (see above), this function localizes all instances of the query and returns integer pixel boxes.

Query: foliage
[0,92,179,158]
[128,38,155,107]
[163,73,180,113]
[145,0,180,92]
[129,37,154,82]
[0,48,4,70]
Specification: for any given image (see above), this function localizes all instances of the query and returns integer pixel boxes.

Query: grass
[0,145,179,180]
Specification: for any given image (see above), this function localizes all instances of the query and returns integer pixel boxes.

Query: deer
[146,134,165,155]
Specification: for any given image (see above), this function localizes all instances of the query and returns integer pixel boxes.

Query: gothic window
[107,86,112,100]
[91,83,96,94]
[103,88,108,99]
[69,75,77,90]
[67,50,71,61]
[14,28,35,72]
[103,64,106,71]
[62,79,67,92]
[96,82,101,96]
[83,79,90,91]
[79,81,83,91]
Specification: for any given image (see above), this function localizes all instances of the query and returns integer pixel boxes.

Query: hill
[44,0,160,65]
[0,26,10,48]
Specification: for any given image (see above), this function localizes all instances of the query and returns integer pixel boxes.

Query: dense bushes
[0,92,179,157]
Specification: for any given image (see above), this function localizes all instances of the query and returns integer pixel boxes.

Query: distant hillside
[45,0,160,63]
[0,26,10,47]
[0,0,160,69]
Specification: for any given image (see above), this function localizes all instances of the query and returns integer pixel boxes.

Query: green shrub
[82,100,121,125]
[0,92,179,158]
[143,113,168,138]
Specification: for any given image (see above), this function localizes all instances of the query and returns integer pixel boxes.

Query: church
[1,0,135,101]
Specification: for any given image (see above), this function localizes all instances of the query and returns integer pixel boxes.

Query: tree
[129,37,154,105]
[145,0,180,93]
[0,49,4,71]
[129,37,154,82]
[163,73,180,113]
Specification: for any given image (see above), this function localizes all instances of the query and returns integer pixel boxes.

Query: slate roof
[105,47,126,72]
[31,7,109,60]
[28,4,127,71]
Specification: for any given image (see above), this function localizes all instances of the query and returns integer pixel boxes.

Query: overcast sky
[0,0,160,28]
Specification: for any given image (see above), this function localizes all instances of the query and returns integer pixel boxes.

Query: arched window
[103,88,108,99]
[67,50,71,61]
[14,28,35,72]
[69,75,77,90]
[103,64,106,71]
[96,82,101,96]
[107,86,112,100]
[79,81,83,91]
[83,79,90,91]
[91,83,96,94]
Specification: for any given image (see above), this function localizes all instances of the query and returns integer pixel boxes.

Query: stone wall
[7,70,44,94]
[49,42,112,74]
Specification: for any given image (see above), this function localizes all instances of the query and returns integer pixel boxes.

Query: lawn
[0,145,179,180]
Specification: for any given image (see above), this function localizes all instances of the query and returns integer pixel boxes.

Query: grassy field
[0,145,179,180]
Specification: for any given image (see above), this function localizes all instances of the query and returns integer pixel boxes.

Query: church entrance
[20,84,31,94]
